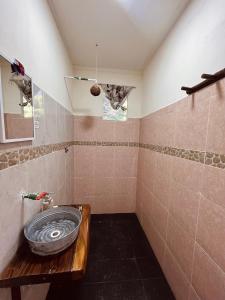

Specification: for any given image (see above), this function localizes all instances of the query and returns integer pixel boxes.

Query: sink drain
[50,230,61,238]
[31,217,78,243]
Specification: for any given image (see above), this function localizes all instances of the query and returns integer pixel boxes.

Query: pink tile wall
[0,84,74,300]
[136,79,225,300]
[1,79,225,300]
[73,116,140,213]
[0,149,74,300]
[74,116,140,143]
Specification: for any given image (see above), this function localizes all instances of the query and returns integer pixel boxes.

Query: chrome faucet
[22,192,54,211]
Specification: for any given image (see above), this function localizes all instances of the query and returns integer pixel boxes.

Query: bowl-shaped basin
[24,206,82,256]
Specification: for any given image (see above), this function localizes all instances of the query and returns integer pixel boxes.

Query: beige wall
[71,66,142,118]
[142,0,225,115]
[0,0,73,111]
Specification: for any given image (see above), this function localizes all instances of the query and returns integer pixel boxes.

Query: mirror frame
[0,52,35,143]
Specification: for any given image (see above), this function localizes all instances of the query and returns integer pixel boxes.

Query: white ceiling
[48,0,191,70]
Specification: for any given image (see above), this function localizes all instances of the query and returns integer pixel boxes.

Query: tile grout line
[187,191,201,300]
[203,92,212,165]
[195,242,225,276]
[139,182,194,296]
[136,178,200,283]
[164,244,191,289]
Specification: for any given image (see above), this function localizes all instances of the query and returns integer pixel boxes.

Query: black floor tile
[47,213,175,300]
[90,221,133,245]
[133,237,155,258]
[109,223,134,244]
[84,258,141,283]
[90,223,131,243]
[89,240,135,259]
[143,278,175,300]
[48,280,147,300]
[130,226,149,243]
[136,257,164,279]
[91,213,138,223]
[90,221,113,240]
[90,214,153,260]
[101,280,146,300]
[47,282,105,300]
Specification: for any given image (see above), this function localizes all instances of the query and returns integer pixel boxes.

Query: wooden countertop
[0,204,91,288]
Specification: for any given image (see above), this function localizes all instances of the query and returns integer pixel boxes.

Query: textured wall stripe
[1,141,224,172]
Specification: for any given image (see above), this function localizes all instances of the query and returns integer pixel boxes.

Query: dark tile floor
[47,213,175,300]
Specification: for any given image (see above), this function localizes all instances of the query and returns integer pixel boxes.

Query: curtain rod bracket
[201,73,218,80]
[181,86,193,94]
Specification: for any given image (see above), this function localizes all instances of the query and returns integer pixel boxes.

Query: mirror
[0,55,34,142]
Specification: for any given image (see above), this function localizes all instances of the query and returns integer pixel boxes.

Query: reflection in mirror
[0,55,34,142]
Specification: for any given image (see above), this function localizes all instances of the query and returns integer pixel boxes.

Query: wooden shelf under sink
[0,204,91,300]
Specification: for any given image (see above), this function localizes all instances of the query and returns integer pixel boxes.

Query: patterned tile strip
[0,142,74,171]
[73,141,139,147]
[139,143,225,169]
[74,141,225,168]
[1,140,225,171]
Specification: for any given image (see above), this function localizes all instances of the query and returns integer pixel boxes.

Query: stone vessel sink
[24,206,82,256]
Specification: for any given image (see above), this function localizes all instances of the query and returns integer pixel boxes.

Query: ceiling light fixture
[64,43,101,96]
[90,43,101,96]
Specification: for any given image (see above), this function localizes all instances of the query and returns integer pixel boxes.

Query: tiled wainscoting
[136,80,225,300]
[1,80,225,300]
[73,116,140,213]
[0,85,74,300]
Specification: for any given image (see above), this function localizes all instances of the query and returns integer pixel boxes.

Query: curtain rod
[181,68,225,95]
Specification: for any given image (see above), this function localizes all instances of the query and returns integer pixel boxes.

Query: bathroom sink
[24,206,82,256]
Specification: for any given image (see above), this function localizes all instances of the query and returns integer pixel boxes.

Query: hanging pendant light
[90,84,101,96]
[90,43,101,96]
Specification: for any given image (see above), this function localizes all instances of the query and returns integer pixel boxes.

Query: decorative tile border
[205,152,225,168]
[0,140,140,172]
[1,140,225,172]
[73,141,139,147]
[139,143,225,169]
[74,140,225,169]
[0,142,73,171]
[139,143,205,163]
